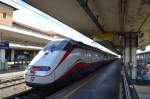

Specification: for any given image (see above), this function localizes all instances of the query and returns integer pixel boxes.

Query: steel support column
[0,49,6,70]
[11,49,15,62]
[0,32,6,70]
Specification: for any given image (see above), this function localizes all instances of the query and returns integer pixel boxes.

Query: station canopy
[4,0,150,54]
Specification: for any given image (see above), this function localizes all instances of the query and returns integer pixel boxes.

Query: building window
[3,13,7,19]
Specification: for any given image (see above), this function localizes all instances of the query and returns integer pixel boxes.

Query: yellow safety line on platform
[61,73,97,99]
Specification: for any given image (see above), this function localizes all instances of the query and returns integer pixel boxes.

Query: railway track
[0,77,64,99]
[0,77,25,89]
[4,88,59,99]
[4,82,71,99]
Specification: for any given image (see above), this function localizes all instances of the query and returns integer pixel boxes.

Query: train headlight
[31,66,51,71]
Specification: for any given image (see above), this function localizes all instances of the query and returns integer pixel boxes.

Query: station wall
[5,48,39,64]
[0,3,14,26]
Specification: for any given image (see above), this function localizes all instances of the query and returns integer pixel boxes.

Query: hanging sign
[0,42,9,49]
[94,33,113,40]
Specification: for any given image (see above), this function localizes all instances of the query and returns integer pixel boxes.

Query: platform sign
[94,33,113,40]
[0,42,9,49]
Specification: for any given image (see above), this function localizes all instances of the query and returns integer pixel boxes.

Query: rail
[0,77,25,89]
[120,65,139,99]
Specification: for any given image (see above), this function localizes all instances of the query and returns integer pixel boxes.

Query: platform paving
[135,85,150,99]
[48,60,121,99]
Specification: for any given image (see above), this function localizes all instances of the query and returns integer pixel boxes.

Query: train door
[87,50,92,63]
[80,49,84,61]
[85,49,88,62]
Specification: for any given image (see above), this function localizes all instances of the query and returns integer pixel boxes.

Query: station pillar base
[11,49,14,62]
[0,49,6,70]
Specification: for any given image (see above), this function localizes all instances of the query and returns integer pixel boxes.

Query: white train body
[25,39,116,87]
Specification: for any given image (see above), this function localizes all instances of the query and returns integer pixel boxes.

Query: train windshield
[43,40,69,51]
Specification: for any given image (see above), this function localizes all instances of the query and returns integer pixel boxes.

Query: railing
[120,65,139,99]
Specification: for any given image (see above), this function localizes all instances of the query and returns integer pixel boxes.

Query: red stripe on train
[59,62,97,80]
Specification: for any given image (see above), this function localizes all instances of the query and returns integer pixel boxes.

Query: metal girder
[77,0,120,53]
[77,0,104,32]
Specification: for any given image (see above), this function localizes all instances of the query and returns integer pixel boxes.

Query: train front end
[24,40,69,87]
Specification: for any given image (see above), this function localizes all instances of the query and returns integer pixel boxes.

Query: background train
[25,39,117,88]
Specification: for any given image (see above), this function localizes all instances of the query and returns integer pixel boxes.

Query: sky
[3,0,149,55]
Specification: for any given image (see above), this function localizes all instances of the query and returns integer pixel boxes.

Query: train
[25,39,117,88]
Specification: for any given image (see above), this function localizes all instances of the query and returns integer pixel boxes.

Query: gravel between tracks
[0,83,31,98]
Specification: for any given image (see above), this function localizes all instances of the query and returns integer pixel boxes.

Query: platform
[47,60,121,99]
[135,85,150,99]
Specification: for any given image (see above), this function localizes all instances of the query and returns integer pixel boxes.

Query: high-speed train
[25,39,116,88]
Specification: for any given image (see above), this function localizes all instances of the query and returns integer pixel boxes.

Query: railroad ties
[5,88,59,99]
[0,77,25,89]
